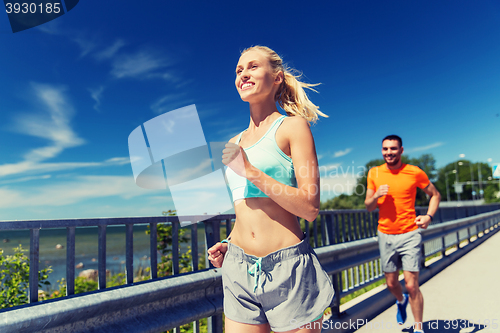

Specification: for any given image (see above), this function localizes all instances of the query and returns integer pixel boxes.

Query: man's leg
[384,271,404,302]
[403,270,423,331]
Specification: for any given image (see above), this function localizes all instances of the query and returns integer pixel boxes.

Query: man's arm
[415,182,441,229]
[365,185,389,212]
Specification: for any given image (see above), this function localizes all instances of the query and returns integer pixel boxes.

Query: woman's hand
[222,142,249,178]
[207,242,228,268]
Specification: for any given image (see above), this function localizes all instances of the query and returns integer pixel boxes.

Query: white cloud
[72,36,98,58]
[88,86,105,111]
[405,142,444,153]
[13,83,84,162]
[1,83,129,178]
[104,157,130,165]
[0,159,129,178]
[150,94,193,114]
[0,176,160,209]
[333,148,353,158]
[67,34,178,82]
[0,175,51,185]
[94,39,126,61]
[111,50,170,79]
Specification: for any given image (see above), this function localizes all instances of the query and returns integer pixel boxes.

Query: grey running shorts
[378,229,422,273]
[221,236,334,332]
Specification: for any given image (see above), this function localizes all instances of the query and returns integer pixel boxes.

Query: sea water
[0,224,208,291]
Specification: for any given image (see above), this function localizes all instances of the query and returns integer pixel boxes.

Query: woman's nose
[240,68,250,79]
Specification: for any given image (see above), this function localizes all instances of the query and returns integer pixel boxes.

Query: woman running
[208,45,333,333]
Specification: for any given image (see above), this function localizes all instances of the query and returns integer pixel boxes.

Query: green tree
[435,161,492,201]
[146,210,202,277]
[320,194,364,210]
[484,183,500,203]
[0,245,52,308]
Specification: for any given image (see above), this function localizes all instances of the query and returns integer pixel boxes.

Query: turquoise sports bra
[225,115,297,202]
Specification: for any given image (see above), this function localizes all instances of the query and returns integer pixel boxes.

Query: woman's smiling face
[235,50,282,103]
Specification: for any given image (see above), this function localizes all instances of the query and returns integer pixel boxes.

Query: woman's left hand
[207,242,228,268]
[222,142,250,178]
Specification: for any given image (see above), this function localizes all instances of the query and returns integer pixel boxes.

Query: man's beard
[385,156,400,166]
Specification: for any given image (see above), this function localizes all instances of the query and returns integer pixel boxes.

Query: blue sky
[1,1,499,220]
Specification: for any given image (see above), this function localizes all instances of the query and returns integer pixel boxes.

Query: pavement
[353,229,500,333]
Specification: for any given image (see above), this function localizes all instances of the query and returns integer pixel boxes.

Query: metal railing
[0,204,499,332]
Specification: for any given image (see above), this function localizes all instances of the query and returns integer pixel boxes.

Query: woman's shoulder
[280,116,311,135]
[228,131,244,144]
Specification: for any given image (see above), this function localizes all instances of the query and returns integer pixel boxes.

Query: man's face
[382,139,403,166]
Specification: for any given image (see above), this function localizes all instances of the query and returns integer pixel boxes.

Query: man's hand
[415,215,432,229]
[365,184,389,212]
[375,185,389,198]
[207,242,228,268]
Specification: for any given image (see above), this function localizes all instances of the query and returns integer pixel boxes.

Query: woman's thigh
[280,318,323,333]
[225,317,271,333]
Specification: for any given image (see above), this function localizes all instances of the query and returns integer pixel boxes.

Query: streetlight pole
[445,170,457,202]
[478,164,483,199]
[458,156,475,201]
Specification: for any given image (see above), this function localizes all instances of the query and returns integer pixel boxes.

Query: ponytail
[242,46,328,124]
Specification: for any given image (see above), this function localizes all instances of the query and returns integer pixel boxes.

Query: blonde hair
[241,45,328,123]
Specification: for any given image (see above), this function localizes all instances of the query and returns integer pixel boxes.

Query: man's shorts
[377,229,422,273]
[221,236,334,332]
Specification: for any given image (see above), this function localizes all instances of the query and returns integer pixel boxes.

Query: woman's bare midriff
[230,197,304,257]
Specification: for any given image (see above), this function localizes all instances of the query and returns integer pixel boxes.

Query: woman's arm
[224,117,320,221]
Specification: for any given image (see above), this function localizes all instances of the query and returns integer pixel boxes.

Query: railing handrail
[1,203,499,230]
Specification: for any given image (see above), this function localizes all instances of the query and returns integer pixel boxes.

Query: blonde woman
[208,46,333,333]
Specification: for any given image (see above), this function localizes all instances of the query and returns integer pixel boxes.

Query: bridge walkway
[353,230,500,332]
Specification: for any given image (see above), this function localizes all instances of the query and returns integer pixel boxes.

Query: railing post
[347,213,353,241]
[419,240,426,269]
[171,219,181,333]
[320,214,326,247]
[29,228,40,303]
[341,213,347,243]
[324,213,334,245]
[126,223,134,284]
[225,218,232,239]
[304,219,310,241]
[207,315,223,333]
[330,273,341,318]
[440,236,446,258]
[172,220,179,276]
[313,216,318,248]
[204,219,220,269]
[98,225,107,290]
[150,222,158,279]
[191,223,199,272]
[191,222,200,333]
[66,226,76,296]
[204,218,223,333]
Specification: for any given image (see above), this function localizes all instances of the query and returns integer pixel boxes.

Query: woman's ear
[274,71,284,85]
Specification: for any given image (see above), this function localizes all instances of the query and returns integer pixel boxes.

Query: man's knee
[385,274,400,290]
[404,275,420,296]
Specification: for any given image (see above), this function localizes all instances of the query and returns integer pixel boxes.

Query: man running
[365,135,441,333]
